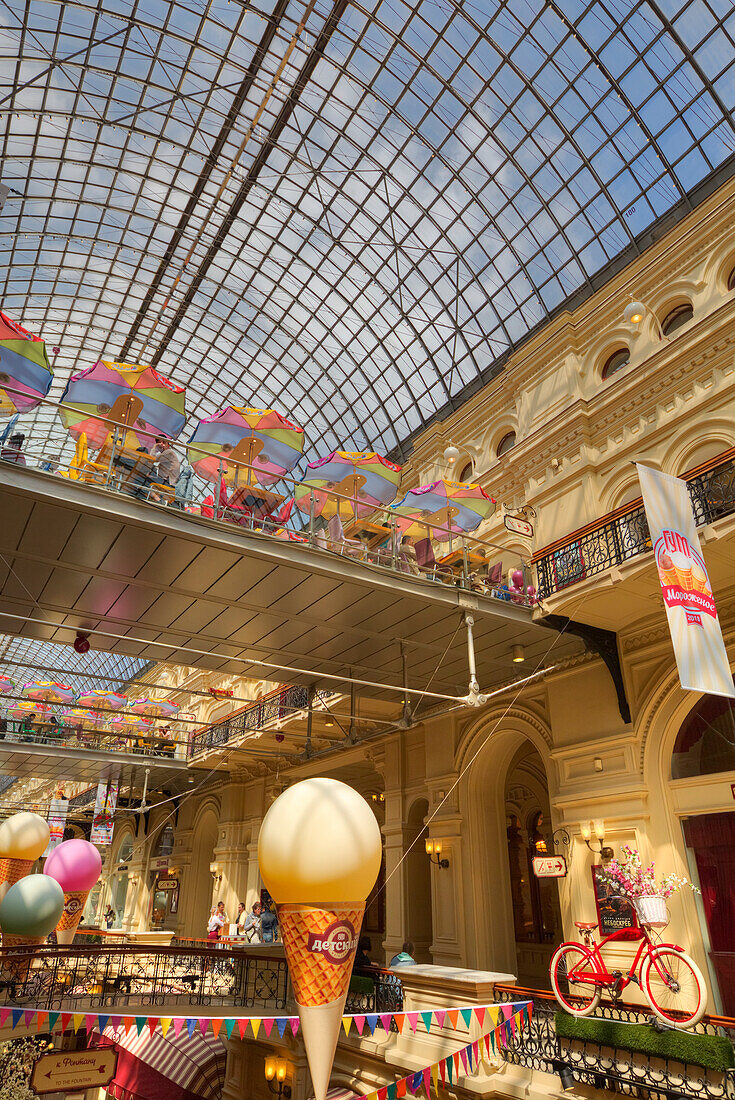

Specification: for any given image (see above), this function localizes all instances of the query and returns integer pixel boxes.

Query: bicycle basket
[632,895,668,928]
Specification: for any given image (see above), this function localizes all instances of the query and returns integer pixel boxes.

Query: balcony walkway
[0,465,583,705]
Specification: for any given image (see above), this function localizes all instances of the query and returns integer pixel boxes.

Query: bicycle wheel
[550,943,602,1016]
[640,946,707,1028]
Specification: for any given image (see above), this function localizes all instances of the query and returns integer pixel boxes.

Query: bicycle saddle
[574,921,598,930]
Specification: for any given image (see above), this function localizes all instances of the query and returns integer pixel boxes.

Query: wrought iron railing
[188,684,332,758]
[0,723,182,760]
[0,942,289,1011]
[494,984,735,1099]
[533,448,735,599]
[345,967,404,1015]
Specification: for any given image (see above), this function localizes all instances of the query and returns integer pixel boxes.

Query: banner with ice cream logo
[637,464,734,699]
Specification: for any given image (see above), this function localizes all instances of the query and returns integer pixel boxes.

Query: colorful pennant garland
[0,1000,531,1056]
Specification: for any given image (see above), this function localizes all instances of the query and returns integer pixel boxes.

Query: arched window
[117,836,133,864]
[601,348,630,380]
[672,683,735,779]
[458,461,473,482]
[497,431,516,458]
[154,823,175,858]
[661,303,693,336]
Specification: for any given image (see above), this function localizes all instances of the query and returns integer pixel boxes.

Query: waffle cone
[675,566,694,591]
[693,577,708,593]
[278,902,363,1008]
[661,567,678,587]
[1,933,45,982]
[0,857,33,903]
[56,890,89,944]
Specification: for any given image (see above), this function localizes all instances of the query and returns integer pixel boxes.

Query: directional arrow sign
[532,855,567,879]
[30,1049,117,1095]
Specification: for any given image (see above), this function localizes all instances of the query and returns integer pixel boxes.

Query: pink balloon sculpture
[511,569,524,588]
[44,839,101,892]
[44,839,102,944]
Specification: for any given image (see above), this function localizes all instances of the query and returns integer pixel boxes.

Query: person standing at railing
[207,900,227,942]
[152,436,180,488]
[1,432,26,465]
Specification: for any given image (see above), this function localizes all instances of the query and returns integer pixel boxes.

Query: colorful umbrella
[8,699,51,721]
[272,527,307,543]
[188,407,304,488]
[75,690,128,711]
[112,713,155,734]
[0,674,15,695]
[294,451,402,521]
[130,697,179,719]
[389,479,496,542]
[59,360,186,451]
[0,311,53,416]
[22,679,75,704]
[60,706,106,728]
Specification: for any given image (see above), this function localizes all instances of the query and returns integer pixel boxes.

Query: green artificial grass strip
[555,1013,735,1073]
[349,974,375,995]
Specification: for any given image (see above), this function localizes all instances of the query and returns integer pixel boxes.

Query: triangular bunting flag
[446,1054,453,1086]
[473,1040,480,1068]
[354,1015,366,1035]
[439,1058,446,1088]
[135,1017,146,1036]
[434,1010,446,1030]
[447,1010,459,1029]
[187,1019,196,1038]
[250,1019,261,1040]
[210,1019,223,1039]
[48,1013,59,1033]
[396,1078,406,1098]
[377,1088,387,1100]
[453,1052,460,1077]
[501,1004,513,1022]
[393,1014,405,1033]
[173,1018,185,1038]
[366,1014,378,1034]
[24,1010,36,1028]
[110,1016,122,1032]
[73,1014,84,1033]
[161,1019,172,1038]
[406,1013,419,1033]
[97,1015,109,1034]
[422,1067,431,1095]
[365,1094,378,1100]
[199,1018,208,1036]
[430,1064,439,1097]
[489,1029,496,1053]
[459,1047,469,1074]
[386,1084,397,1100]
[276,1018,288,1038]
[290,1018,299,1036]
[420,1011,433,1033]
[0,1007,11,1027]
[410,1071,422,1094]
[474,1007,485,1028]
[263,1018,274,1038]
[238,1019,249,1040]
[12,1009,23,1029]
[342,1017,351,1037]
[510,1012,517,1038]
[467,1042,474,1072]
[61,1013,72,1032]
[459,1008,472,1029]
[148,1018,159,1037]
[486,1006,500,1027]
[224,1019,236,1040]
[379,1014,392,1032]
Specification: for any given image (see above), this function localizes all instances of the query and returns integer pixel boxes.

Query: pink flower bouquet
[600,845,698,899]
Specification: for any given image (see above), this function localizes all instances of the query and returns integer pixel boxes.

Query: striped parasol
[8,699,51,721]
[112,712,155,734]
[0,311,53,416]
[22,679,75,704]
[61,706,106,728]
[294,450,402,521]
[59,360,186,451]
[0,674,15,695]
[389,478,496,542]
[188,406,304,487]
[130,697,179,719]
[75,690,128,712]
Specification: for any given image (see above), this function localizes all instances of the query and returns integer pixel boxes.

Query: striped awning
[94,1025,225,1100]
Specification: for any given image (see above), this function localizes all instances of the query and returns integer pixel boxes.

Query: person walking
[207,901,227,942]
[260,898,278,943]
[104,905,115,929]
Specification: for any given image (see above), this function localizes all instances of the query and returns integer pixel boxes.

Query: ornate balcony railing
[533,447,735,600]
[494,984,735,1099]
[187,684,332,759]
[346,967,404,1015]
[0,942,289,1011]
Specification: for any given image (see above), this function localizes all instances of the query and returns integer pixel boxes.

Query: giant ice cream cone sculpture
[259,778,382,1100]
[44,838,102,943]
[0,874,64,981]
[0,812,50,903]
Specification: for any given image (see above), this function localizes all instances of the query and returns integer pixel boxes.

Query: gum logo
[307,920,357,964]
[64,897,83,916]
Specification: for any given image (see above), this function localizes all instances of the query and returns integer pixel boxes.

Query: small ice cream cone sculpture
[0,874,64,982]
[691,559,709,594]
[259,778,382,1100]
[44,838,102,944]
[0,812,50,903]
[670,550,694,591]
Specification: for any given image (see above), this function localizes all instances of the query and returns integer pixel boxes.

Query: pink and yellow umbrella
[59,360,186,451]
[9,699,51,721]
[294,451,402,521]
[130,697,179,719]
[61,706,106,729]
[112,712,154,733]
[389,479,496,542]
[0,674,16,695]
[22,679,75,705]
[0,311,53,416]
[188,407,304,488]
[75,690,127,712]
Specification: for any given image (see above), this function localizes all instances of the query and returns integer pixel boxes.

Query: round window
[661,303,693,336]
[601,348,630,380]
[497,431,516,458]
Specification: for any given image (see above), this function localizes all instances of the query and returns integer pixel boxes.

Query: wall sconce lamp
[264,1056,291,1097]
[425,838,449,868]
[580,821,613,861]
[371,792,385,803]
[623,298,667,341]
[209,862,223,884]
[443,442,460,468]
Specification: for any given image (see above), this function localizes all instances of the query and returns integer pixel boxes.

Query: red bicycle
[550,917,706,1029]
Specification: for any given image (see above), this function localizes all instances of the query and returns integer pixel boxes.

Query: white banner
[90,781,119,846]
[43,797,69,857]
[637,464,734,698]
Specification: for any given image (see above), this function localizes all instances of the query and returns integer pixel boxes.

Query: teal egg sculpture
[0,874,65,936]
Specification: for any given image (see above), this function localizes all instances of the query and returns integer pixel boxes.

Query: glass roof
[0,634,150,697]
[1,0,734,465]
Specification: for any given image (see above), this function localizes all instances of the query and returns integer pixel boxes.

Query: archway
[187,808,219,939]
[504,743,562,986]
[405,798,432,962]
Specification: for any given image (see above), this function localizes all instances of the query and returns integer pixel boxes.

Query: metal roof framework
[0,0,733,469]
